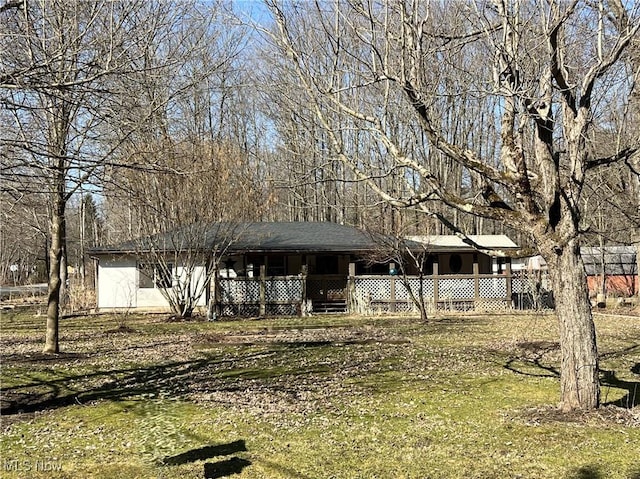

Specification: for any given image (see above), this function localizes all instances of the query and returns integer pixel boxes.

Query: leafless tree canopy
[263,0,639,411]
[0,0,262,349]
[1,0,639,411]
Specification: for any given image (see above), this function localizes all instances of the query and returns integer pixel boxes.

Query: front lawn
[1,308,638,478]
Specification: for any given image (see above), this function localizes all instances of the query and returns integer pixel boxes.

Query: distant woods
[1,1,638,367]
[1,0,638,287]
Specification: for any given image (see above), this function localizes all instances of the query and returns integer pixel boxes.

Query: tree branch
[580,21,640,109]
[401,79,508,187]
[0,0,23,13]
[586,147,640,170]
[548,1,579,115]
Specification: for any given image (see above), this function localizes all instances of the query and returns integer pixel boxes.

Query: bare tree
[266,0,640,411]
[104,140,268,318]
[0,191,47,285]
[0,0,234,352]
[364,219,433,322]
[1,0,129,352]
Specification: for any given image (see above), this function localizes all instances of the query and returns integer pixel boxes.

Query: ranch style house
[90,222,523,316]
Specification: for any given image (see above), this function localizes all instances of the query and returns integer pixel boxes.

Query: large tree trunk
[637,242,640,299]
[545,240,600,411]
[44,187,65,354]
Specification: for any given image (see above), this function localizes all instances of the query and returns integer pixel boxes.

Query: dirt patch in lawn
[505,404,640,428]
[192,326,411,348]
[103,324,138,334]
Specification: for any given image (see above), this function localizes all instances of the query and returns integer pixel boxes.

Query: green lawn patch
[1,308,638,478]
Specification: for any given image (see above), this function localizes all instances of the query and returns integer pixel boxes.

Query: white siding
[175,265,208,306]
[97,257,138,309]
[97,255,208,310]
[136,285,171,308]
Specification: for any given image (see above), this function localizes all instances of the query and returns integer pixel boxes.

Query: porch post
[301,264,308,317]
[389,263,396,313]
[207,264,218,321]
[473,254,480,309]
[505,258,513,308]
[433,260,439,311]
[347,262,356,314]
[259,264,266,317]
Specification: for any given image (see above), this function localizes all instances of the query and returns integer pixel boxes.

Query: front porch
[212,262,549,317]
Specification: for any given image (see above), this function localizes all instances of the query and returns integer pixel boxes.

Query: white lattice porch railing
[217,276,304,317]
[215,270,552,317]
[353,274,514,313]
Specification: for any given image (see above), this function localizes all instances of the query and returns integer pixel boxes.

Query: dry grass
[1,307,638,478]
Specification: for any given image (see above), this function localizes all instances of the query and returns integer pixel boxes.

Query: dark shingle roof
[223,222,381,253]
[90,222,400,255]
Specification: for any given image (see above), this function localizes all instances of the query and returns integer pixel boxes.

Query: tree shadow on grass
[567,465,603,479]
[159,440,251,478]
[0,355,232,415]
[161,440,313,479]
[0,341,363,417]
[0,354,247,414]
[204,457,252,479]
[502,340,560,379]
[572,465,605,479]
[501,343,640,410]
[567,465,640,479]
[161,439,248,466]
[601,363,640,408]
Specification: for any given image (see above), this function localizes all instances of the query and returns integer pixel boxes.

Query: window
[423,255,437,275]
[315,255,339,274]
[449,254,463,274]
[267,256,286,276]
[138,263,173,289]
